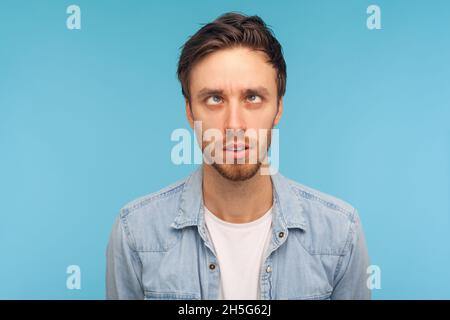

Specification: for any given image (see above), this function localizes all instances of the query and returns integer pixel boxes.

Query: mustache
[201,129,272,149]
[195,125,274,152]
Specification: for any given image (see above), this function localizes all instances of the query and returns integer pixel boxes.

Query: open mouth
[222,143,251,160]
[223,143,249,152]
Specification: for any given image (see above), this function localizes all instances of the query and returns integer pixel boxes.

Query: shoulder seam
[289,182,354,220]
[120,181,186,219]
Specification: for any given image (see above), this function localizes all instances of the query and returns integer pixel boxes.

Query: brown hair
[177,12,287,103]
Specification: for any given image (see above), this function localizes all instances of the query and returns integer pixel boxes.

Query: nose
[224,98,246,133]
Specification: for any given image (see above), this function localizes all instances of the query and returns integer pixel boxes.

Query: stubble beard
[209,130,272,182]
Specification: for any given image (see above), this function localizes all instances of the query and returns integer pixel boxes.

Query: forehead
[189,46,277,94]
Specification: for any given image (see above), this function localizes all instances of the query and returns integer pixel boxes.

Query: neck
[202,164,273,223]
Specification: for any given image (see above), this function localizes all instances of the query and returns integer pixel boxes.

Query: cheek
[248,111,278,129]
[192,110,224,129]
[257,102,279,121]
[197,119,223,133]
[191,104,216,120]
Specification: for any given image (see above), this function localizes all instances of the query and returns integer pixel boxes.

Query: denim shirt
[106,167,371,300]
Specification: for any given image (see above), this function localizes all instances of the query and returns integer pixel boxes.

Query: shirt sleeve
[106,215,145,300]
[331,208,371,300]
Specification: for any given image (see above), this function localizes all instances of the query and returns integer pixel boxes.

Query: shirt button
[278,231,285,238]
[266,266,272,273]
[209,263,216,270]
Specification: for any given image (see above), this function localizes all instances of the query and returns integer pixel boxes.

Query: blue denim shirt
[106,167,371,300]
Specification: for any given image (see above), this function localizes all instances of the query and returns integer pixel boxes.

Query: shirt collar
[170,166,307,231]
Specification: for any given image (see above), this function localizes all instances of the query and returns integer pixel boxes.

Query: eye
[247,95,262,103]
[206,95,223,105]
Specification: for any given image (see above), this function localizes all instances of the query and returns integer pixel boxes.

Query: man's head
[177,12,286,181]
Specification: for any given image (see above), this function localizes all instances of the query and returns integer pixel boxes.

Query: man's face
[186,46,283,181]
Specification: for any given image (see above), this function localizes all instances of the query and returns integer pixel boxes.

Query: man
[106,12,370,300]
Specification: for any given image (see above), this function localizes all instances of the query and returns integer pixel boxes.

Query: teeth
[226,146,245,151]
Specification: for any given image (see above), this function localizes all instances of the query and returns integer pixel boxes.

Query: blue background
[1,0,449,299]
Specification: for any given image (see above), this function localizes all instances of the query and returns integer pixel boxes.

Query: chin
[212,162,262,181]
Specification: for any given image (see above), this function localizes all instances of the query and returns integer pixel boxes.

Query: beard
[208,129,273,182]
[212,162,262,182]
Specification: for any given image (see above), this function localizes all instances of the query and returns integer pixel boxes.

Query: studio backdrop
[0,0,449,299]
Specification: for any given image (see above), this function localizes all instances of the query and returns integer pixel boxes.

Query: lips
[223,143,249,151]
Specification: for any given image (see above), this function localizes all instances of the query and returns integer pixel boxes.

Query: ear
[185,98,194,129]
[273,97,283,126]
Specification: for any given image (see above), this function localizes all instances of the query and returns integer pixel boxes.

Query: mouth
[222,143,250,160]
[223,143,249,152]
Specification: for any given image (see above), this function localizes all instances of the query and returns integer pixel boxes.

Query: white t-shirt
[204,205,273,300]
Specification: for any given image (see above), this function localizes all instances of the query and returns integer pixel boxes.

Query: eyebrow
[196,86,271,100]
